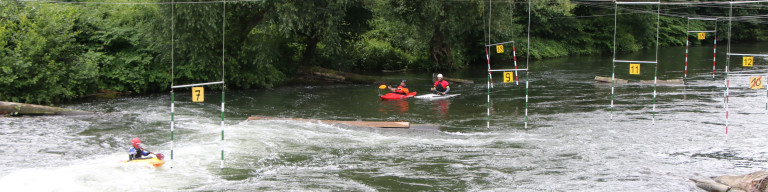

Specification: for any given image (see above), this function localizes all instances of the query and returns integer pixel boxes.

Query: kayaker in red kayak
[431,74,450,95]
[388,80,410,95]
[128,137,156,161]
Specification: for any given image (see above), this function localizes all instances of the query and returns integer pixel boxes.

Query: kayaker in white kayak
[431,74,450,95]
[128,137,155,161]
[388,80,410,95]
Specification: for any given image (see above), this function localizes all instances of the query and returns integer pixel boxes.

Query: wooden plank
[335,121,409,128]
[595,76,628,84]
[639,79,684,85]
[247,116,410,128]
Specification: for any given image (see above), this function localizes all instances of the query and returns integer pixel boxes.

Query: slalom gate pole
[610,2,617,120]
[170,91,175,168]
[652,1,659,124]
[487,48,492,128]
[713,35,717,78]
[525,71,529,128]
[513,45,519,85]
[220,90,225,169]
[685,36,689,79]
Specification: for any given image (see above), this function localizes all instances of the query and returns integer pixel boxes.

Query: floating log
[639,79,684,85]
[595,76,683,86]
[299,66,378,83]
[432,73,474,84]
[692,170,768,192]
[0,101,93,116]
[382,69,410,73]
[247,115,410,128]
[594,76,628,84]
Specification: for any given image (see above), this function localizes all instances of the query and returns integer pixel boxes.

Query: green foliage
[0,0,165,104]
[0,1,96,104]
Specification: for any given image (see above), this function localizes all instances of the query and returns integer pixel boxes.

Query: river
[1,42,767,191]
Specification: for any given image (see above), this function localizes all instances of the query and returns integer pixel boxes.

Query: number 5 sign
[629,64,640,75]
[192,87,204,102]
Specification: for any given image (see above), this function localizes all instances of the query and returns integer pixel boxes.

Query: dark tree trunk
[429,28,453,69]
[300,31,319,66]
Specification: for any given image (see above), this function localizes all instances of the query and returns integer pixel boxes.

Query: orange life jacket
[396,85,409,94]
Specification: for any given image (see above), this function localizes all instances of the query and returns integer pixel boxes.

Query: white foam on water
[0,141,230,191]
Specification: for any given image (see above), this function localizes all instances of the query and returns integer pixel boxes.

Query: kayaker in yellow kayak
[128,137,156,160]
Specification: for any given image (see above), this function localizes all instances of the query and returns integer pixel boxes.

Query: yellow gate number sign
[503,72,514,83]
[629,64,640,75]
[743,56,754,67]
[697,33,706,40]
[496,45,504,53]
[192,87,204,102]
[750,77,763,89]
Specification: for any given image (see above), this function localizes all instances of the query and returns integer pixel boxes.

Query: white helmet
[437,74,443,78]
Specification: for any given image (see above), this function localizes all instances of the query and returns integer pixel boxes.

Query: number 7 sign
[192,87,204,102]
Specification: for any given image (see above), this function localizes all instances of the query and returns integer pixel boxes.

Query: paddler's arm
[442,86,450,95]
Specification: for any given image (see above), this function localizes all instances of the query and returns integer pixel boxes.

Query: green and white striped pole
[169,0,175,169]
[220,1,226,169]
[169,87,173,162]
[220,89,225,169]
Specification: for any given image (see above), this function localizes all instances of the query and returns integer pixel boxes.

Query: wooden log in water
[690,170,768,192]
[382,69,409,73]
[299,66,379,83]
[639,79,684,86]
[595,76,683,86]
[594,76,628,84]
[690,178,732,192]
[247,115,410,128]
[0,101,93,116]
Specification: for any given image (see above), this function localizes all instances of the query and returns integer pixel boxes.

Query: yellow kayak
[123,157,165,167]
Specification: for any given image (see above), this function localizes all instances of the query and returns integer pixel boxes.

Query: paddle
[155,153,165,160]
[378,84,388,96]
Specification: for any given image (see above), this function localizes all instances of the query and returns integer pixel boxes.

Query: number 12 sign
[743,56,754,67]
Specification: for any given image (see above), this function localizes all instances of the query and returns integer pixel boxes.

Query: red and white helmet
[130,137,142,149]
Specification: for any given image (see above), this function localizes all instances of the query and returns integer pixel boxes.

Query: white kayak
[414,94,460,100]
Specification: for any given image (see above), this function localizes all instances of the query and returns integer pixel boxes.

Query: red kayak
[380,92,417,100]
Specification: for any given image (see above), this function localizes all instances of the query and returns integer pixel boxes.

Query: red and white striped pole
[486,48,492,128]
[712,36,717,78]
[685,36,689,78]
[487,48,493,87]
[512,45,519,85]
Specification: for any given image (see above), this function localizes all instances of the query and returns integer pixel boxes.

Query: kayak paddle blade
[156,153,165,160]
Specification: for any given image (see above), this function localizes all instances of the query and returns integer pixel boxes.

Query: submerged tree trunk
[0,101,93,116]
[298,66,378,84]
